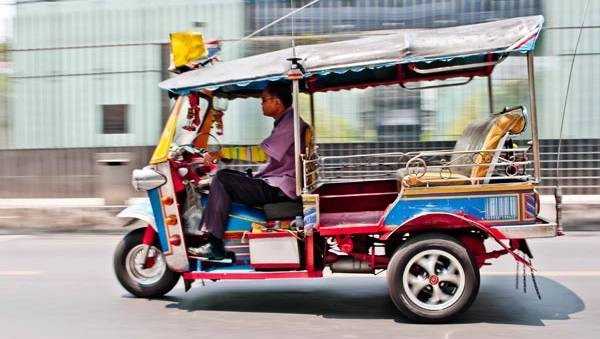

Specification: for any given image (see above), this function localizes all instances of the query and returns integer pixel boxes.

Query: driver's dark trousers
[200,169,290,239]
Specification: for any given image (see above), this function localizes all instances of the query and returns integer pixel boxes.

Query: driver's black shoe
[188,236,225,260]
[185,231,210,247]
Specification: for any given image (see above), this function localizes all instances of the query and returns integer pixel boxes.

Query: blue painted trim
[385,194,522,226]
[148,188,169,252]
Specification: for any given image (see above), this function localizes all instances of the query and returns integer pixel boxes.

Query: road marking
[482,271,600,277]
[0,271,43,276]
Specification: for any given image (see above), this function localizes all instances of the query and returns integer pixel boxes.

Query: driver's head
[261,82,292,119]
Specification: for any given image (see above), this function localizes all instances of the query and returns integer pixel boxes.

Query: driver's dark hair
[264,82,292,108]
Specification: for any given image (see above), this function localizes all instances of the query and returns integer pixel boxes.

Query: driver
[188,82,308,259]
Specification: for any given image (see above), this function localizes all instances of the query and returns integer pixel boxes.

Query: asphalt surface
[0,231,599,338]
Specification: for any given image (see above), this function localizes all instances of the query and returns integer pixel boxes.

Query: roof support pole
[287,56,304,196]
[527,52,541,182]
[309,92,316,132]
[487,75,494,114]
[292,78,302,196]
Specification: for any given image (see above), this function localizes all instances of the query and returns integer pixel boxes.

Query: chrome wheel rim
[402,249,466,311]
[125,244,166,285]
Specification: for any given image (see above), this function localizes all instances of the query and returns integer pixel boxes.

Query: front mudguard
[116,200,157,232]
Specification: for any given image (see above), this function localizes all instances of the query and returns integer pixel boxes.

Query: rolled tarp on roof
[159,15,543,96]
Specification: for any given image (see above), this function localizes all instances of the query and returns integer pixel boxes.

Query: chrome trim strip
[494,223,557,239]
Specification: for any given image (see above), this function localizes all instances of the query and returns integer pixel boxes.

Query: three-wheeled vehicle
[114,16,560,322]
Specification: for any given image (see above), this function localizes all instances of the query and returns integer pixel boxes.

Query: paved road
[0,231,599,338]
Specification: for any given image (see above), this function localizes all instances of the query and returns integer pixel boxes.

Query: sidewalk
[1,196,599,233]
[0,198,145,233]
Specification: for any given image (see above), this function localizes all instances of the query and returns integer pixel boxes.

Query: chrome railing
[302,146,533,191]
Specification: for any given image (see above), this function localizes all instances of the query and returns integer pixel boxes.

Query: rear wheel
[114,228,180,297]
[387,233,479,323]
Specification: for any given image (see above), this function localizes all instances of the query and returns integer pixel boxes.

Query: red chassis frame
[177,214,532,282]
[172,177,535,281]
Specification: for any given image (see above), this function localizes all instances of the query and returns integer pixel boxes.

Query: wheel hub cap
[428,275,440,285]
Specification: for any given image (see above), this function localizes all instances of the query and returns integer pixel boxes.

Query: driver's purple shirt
[255,107,308,199]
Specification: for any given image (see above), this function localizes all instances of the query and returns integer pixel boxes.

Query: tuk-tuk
[113,15,560,322]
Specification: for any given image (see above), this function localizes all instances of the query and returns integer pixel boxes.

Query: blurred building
[1,0,247,199]
[8,0,244,149]
[1,0,599,198]
[0,60,9,149]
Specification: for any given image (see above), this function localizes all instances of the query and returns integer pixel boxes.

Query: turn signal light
[169,235,181,246]
[161,196,174,206]
[165,215,178,225]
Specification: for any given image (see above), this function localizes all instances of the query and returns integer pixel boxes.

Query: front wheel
[387,233,480,323]
[114,227,180,298]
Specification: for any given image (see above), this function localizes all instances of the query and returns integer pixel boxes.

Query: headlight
[132,167,167,191]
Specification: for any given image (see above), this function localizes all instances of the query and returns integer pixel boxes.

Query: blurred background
[0,0,598,205]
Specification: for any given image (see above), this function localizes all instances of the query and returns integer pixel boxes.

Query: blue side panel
[196,193,264,269]
[200,194,266,231]
[227,203,266,231]
[385,194,520,226]
[148,188,169,252]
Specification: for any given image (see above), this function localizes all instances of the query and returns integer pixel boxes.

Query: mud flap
[456,213,534,269]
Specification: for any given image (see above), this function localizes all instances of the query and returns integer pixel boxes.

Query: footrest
[189,251,236,264]
[189,256,234,264]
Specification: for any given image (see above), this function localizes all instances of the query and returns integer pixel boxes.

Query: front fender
[382,212,532,267]
[116,200,157,232]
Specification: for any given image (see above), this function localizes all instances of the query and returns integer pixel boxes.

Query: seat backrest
[451,110,526,182]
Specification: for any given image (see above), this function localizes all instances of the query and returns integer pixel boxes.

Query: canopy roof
[159,15,543,98]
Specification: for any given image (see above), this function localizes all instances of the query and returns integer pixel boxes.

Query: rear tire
[387,233,479,323]
[114,228,180,298]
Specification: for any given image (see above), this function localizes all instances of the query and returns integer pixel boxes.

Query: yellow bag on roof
[170,32,207,67]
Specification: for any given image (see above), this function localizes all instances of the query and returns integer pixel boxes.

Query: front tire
[387,233,479,323]
[114,227,180,298]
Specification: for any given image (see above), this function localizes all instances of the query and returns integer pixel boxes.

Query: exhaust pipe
[330,256,372,273]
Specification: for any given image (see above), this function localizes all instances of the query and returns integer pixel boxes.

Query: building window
[102,104,128,134]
